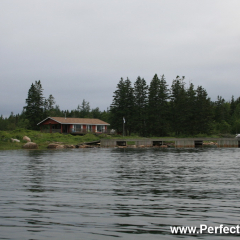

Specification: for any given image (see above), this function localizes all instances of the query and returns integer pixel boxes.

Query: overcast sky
[1,0,240,117]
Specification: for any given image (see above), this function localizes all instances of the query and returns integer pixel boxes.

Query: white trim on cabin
[37,117,110,126]
[37,117,62,125]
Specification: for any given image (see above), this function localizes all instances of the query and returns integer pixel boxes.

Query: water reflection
[1,148,240,239]
[25,151,46,193]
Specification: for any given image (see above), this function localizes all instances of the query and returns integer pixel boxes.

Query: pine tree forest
[110,74,240,137]
[1,76,240,137]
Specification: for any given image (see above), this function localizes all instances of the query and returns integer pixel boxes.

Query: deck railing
[41,129,109,134]
[70,129,109,134]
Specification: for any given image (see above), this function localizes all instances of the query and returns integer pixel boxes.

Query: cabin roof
[37,117,110,125]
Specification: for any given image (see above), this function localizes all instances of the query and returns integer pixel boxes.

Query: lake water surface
[1,148,240,239]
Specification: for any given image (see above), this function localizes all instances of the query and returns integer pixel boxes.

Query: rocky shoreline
[10,135,219,150]
[22,141,219,149]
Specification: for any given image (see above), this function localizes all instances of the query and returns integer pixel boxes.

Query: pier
[100,138,240,148]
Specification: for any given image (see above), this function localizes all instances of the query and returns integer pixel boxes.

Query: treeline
[1,76,240,136]
[110,74,240,136]
[0,80,110,131]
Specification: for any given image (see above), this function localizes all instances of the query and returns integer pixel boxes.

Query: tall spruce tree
[79,99,91,118]
[195,86,213,134]
[213,96,231,133]
[133,76,148,136]
[185,83,197,135]
[43,94,56,117]
[230,95,236,117]
[148,74,169,136]
[110,78,134,135]
[170,76,187,135]
[24,80,44,129]
[214,96,231,124]
[232,102,240,133]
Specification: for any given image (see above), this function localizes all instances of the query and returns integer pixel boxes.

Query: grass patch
[0,142,23,150]
[0,129,102,150]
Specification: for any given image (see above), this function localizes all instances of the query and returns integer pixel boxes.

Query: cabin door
[62,125,68,133]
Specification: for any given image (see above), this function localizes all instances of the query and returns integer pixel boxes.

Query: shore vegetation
[0,129,103,150]
[1,128,236,150]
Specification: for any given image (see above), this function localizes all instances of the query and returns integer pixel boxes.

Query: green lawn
[0,129,102,150]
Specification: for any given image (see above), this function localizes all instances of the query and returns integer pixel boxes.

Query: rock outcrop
[78,144,92,148]
[23,136,31,142]
[47,143,76,149]
[160,145,168,148]
[47,143,64,149]
[23,142,38,149]
[203,142,218,146]
[64,144,75,148]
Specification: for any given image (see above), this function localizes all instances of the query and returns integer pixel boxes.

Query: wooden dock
[100,138,240,148]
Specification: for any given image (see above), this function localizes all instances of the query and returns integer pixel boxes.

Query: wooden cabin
[37,117,110,134]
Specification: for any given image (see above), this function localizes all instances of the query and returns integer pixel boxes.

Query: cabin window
[72,124,82,132]
[87,125,92,132]
[53,124,61,129]
[97,125,103,132]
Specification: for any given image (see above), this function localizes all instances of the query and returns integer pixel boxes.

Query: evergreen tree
[230,95,236,116]
[213,96,231,124]
[110,78,134,135]
[230,102,240,133]
[24,80,44,129]
[185,83,197,135]
[195,86,213,134]
[78,99,90,118]
[0,115,7,130]
[44,94,56,117]
[170,76,187,135]
[148,74,169,136]
[229,96,240,133]
[133,76,148,136]
[53,105,62,117]
[124,78,135,135]
[90,107,102,119]
[100,108,110,124]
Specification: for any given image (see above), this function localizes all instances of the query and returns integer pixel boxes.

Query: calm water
[1,148,240,240]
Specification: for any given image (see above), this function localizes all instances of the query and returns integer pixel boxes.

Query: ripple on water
[0,148,240,239]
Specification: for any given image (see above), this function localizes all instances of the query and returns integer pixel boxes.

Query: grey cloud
[1,0,240,117]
